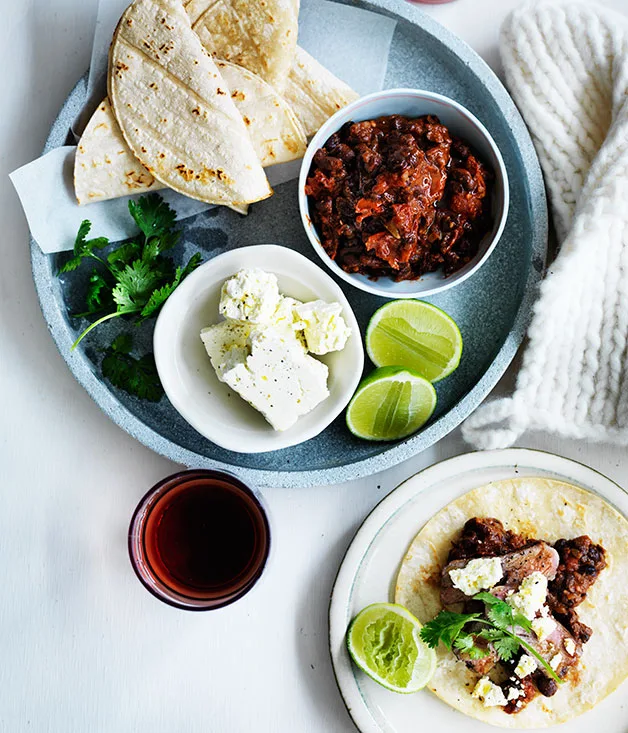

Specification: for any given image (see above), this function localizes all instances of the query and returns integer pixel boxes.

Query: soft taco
[395,478,628,728]
[108,0,272,206]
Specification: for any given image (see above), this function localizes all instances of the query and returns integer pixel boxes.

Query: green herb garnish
[59,194,201,349]
[420,592,563,684]
[101,334,163,402]
[58,193,202,401]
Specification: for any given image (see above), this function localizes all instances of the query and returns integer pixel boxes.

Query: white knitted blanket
[463,0,628,450]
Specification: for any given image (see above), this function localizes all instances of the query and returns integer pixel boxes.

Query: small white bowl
[153,245,364,454]
[298,88,510,299]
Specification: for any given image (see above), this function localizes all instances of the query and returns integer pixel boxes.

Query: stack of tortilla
[74,0,359,208]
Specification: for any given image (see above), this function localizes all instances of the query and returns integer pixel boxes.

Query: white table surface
[2,1,627,731]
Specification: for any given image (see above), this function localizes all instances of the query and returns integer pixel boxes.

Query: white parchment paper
[11,0,396,254]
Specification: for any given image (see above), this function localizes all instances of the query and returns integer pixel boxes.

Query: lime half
[347,603,436,693]
[346,367,436,441]
[366,300,463,382]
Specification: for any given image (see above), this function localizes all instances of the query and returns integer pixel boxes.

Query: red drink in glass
[129,470,270,610]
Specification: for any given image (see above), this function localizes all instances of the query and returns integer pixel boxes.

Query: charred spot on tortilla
[108,0,272,205]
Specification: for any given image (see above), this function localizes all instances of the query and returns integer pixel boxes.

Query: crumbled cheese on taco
[564,638,576,656]
[507,572,548,620]
[514,654,537,678]
[472,677,507,707]
[449,557,503,596]
[550,652,563,670]
[531,615,556,641]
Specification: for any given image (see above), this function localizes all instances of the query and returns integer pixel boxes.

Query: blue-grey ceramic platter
[30,0,547,488]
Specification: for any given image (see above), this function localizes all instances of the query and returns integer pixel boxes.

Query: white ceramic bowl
[298,88,510,299]
[153,245,364,454]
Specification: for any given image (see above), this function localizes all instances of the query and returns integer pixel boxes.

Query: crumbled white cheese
[294,300,352,355]
[471,677,507,707]
[549,652,563,671]
[204,270,350,431]
[514,654,537,679]
[449,557,503,596]
[219,269,281,324]
[531,615,556,641]
[219,328,329,431]
[507,687,522,701]
[563,638,576,656]
[273,296,302,329]
[507,572,548,620]
[200,321,251,374]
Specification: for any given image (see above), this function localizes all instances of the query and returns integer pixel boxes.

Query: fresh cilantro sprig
[58,194,201,350]
[101,334,163,402]
[419,592,563,684]
[57,221,109,273]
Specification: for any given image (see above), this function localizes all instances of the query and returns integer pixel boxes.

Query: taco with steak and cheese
[395,478,628,728]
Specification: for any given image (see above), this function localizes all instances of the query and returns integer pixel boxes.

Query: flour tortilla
[73,105,245,215]
[184,0,298,89]
[108,0,271,206]
[216,60,306,164]
[76,60,305,205]
[74,98,163,205]
[183,1,358,138]
[284,47,359,138]
[395,478,628,728]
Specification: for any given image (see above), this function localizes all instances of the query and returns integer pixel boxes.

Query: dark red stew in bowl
[304,114,494,282]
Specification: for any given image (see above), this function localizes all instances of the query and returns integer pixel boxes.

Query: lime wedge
[346,367,436,441]
[366,300,462,382]
[347,603,436,693]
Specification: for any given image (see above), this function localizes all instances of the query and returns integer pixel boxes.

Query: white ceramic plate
[154,245,364,453]
[329,448,628,733]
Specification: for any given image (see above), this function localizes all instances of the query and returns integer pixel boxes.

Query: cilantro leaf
[452,634,489,659]
[140,253,203,319]
[58,220,109,273]
[181,251,202,278]
[139,275,181,319]
[420,611,481,651]
[468,645,491,660]
[107,241,142,270]
[474,592,515,630]
[474,592,533,633]
[110,333,133,354]
[128,194,176,241]
[60,194,203,402]
[493,634,520,661]
[114,258,165,308]
[102,336,163,402]
[85,270,112,313]
[512,613,533,633]
[453,633,475,653]
[422,591,564,686]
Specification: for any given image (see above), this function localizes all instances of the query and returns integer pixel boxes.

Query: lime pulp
[347,603,436,693]
[366,300,462,382]
[346,366,437,441]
